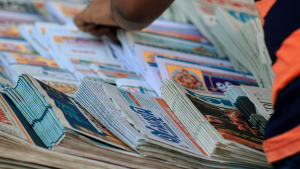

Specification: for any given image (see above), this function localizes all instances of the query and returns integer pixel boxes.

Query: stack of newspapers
[118,28,259,96]
[75,78,270,168]
[0,0,276,168]
[3,74,187,168]
[225,86,273,134]
[177,0,274,88]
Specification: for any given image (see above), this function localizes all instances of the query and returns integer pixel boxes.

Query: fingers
[106,28,119,42]
[84,24,97,32]
[87,26,108,36]
[74,12,88,31]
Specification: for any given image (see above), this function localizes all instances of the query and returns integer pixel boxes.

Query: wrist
[111,0,148,30]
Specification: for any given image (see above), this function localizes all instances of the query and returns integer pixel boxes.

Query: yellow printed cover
[166,64,209,92]
[11,53,59,68]
[142,51,173,63]
[0,24,20,39]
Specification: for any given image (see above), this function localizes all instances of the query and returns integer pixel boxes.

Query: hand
[74,0,119,36]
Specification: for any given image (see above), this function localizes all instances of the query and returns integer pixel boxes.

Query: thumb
[74,10,90,31]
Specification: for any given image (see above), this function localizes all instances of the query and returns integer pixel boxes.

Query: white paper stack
[211,8,274,88]
[161,80,270,168]
[177,0,259,60]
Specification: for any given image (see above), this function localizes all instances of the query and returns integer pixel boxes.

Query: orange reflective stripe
[255,0,276,26]
[263,125,300,163]
[272,29,300,105]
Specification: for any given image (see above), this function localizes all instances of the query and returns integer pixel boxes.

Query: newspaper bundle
[161,80,269,167]
[3,74,186,168]
[225,86,273,134]
[177,0,274,88]
[75,79,270,168]
[0,0,275,168]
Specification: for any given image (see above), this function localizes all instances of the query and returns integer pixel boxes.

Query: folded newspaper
[75,79,270,168]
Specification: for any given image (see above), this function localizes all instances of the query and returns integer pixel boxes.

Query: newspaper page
[18,24,53,60]
[47,31,114,70]
[91,64,143,84]
[11,63,78,84]
[195,0,258,15]
[0,65,13,89]
[142,19,210,43]
[241,86,273,120]
[0,93,34,143]
[0,52,67,83]
[71,58,125,80]
[31,22,77,51]
[145,64,163,96]
[116,79,157,96]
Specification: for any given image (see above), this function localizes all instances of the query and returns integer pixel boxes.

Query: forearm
[111,0,174,30]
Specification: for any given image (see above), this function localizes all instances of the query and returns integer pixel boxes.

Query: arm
[74,0,173,35]
[111,0,174,30]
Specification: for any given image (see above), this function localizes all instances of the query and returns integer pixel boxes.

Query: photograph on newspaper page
[186,93,264,151]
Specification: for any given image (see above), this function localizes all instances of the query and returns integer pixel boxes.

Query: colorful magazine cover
[186,93,263,151]
[157,56,258,94]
